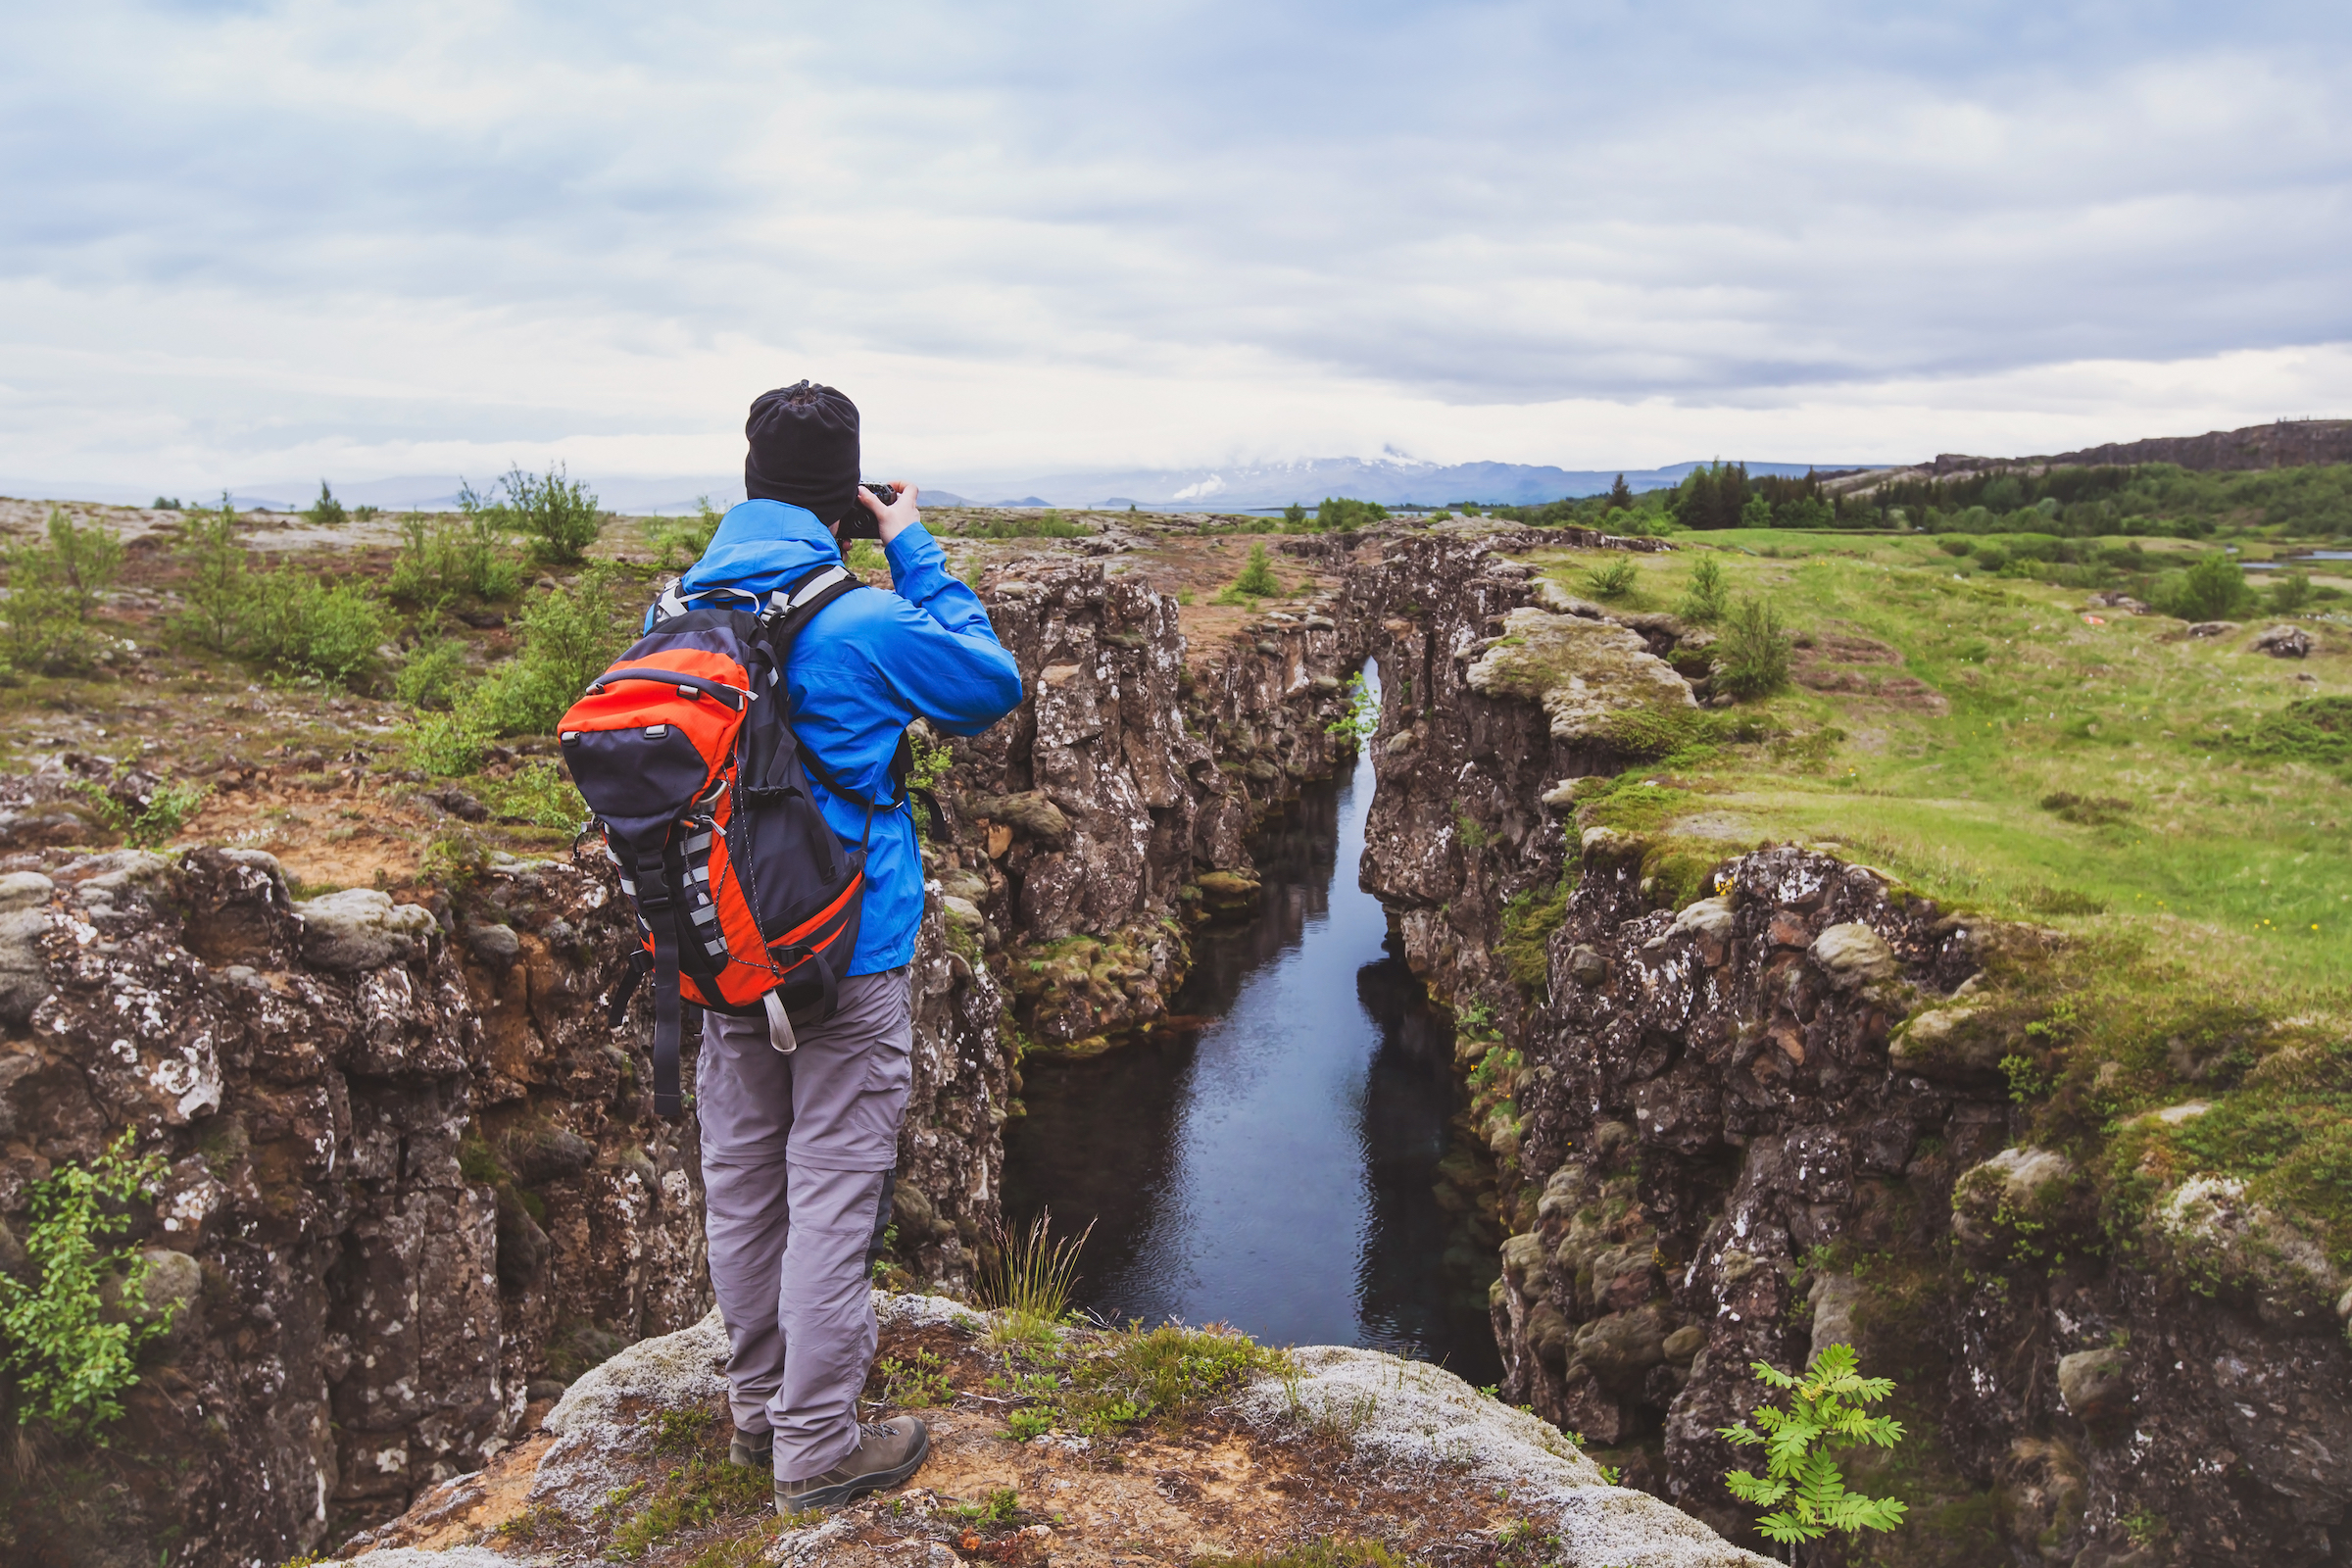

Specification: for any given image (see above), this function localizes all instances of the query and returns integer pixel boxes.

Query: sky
[4,0,2351,496]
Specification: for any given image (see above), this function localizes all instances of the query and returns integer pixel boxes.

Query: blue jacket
[671,500,1023,974]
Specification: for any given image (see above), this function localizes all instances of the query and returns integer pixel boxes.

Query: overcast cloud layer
[4,0,2350,496]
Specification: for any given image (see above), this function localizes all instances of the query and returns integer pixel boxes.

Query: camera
[836,481,901,540]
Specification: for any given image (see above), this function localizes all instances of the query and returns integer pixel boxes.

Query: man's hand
[856,481,920,546]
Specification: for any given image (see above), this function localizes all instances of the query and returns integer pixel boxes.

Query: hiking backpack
[557,564,906,1117]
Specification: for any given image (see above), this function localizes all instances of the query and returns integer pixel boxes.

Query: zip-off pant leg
[696,968,914,1479]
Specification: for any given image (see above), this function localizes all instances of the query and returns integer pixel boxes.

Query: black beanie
[744,381,860,523]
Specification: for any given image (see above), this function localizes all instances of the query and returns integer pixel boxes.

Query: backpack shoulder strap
[759,563,910,827]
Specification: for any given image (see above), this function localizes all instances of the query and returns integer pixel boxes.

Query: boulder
[0,871,53,1026]
[1889,1004,2006,1076]
[1500,1230,1550,1293]
[2252,623,2314,659]
[967,791,1070,846]
[292,888,438,971]
[2183,620,2241,638]
[1808,1273,1860,1363]
[1668,896,1736,944]
[1951,1148,2077,1251]
[1573,1300,1672,1384]
[1809,921,1897,989]
[466,922,521,964]
[2058,1348,2131,1423]
[1526,1299,1572,1367]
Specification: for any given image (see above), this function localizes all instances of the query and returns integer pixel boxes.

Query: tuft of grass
[605,1456,772,1559]
[978,1210,1093,1335]
[949,1488,1020,1527]
[1498,875,1572,989]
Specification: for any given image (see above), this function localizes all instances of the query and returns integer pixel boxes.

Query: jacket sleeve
[868,522,1025,735]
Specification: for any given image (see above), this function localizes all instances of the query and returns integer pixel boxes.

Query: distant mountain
[0,457,1858,515]
[926,456,1851,510]
[1924,418,2352,477]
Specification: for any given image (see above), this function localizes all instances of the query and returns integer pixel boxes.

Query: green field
[1530,529,2350,994]
[1525,524,2352,1277]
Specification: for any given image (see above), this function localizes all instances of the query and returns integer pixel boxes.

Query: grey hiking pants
[697,967,913,1479]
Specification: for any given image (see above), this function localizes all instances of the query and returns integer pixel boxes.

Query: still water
[1002,673,1502,1382]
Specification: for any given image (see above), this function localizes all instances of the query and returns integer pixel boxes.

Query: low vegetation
[0,1134,175,1440]
[1719,1344,1909,1547]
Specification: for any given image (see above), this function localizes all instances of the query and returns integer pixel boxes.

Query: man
[676,381,1022,1514]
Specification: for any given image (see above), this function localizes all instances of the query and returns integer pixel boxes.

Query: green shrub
[0,1132,175,1440]
[2271,568,2314,612]
[388,509,523,609]
[1314,496,1389,529]
[2162,551,2254,621]
[404,710,491,777]
[172,497,249,654]
[1324,670,1379,740]
[1712,595,1792,700]
[481,758,588,829]
[73,770,211,849]
[845,538,887,575]
[24,508,122,619]
[1719,1342,1908,1546]
[1582,556,1640,600]
[3,509,122,673]
[462,574,627,736]
[303,480,347,525]
[469,465,604,565]
[394,637,471,710]
[1677,556,1729,623]
[244,567,396,689]
[1972,544,2010,572]
[649,495,725,568]
[1222,543,1283,601]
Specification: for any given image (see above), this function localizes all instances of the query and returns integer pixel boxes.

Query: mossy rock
[1465,605,1695,743]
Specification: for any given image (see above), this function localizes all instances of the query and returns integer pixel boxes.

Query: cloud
[1,0,2348,491]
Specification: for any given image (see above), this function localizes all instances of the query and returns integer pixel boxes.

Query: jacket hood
[675,499,842,605]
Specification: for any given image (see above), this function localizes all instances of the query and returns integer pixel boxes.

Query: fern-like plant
[1719,1343,1908,1552]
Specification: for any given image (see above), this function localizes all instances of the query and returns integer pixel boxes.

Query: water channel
[1002,670,1503,1382]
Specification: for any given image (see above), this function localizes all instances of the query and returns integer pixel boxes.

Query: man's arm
[856,483,1024,734]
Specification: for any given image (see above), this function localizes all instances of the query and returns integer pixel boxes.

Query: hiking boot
[774,1416,929,1513]
[727,1428,772,1469]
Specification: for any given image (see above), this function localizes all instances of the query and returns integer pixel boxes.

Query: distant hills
[921,456,1843,511]
[6,418,2337,515]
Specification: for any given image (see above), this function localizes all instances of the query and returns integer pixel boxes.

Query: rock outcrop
[344,1292,1771,1566]
[0,553,1359,1565]
[943,556,1364,1053]
[1339,524,2352,1567]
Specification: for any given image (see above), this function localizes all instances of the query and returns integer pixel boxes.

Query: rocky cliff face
[932,556,1363,1054]
[1344,526,2352,1567]
[0,551,1354,1567]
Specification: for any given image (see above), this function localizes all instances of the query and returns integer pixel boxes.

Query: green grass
[1528,538,2351,989]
